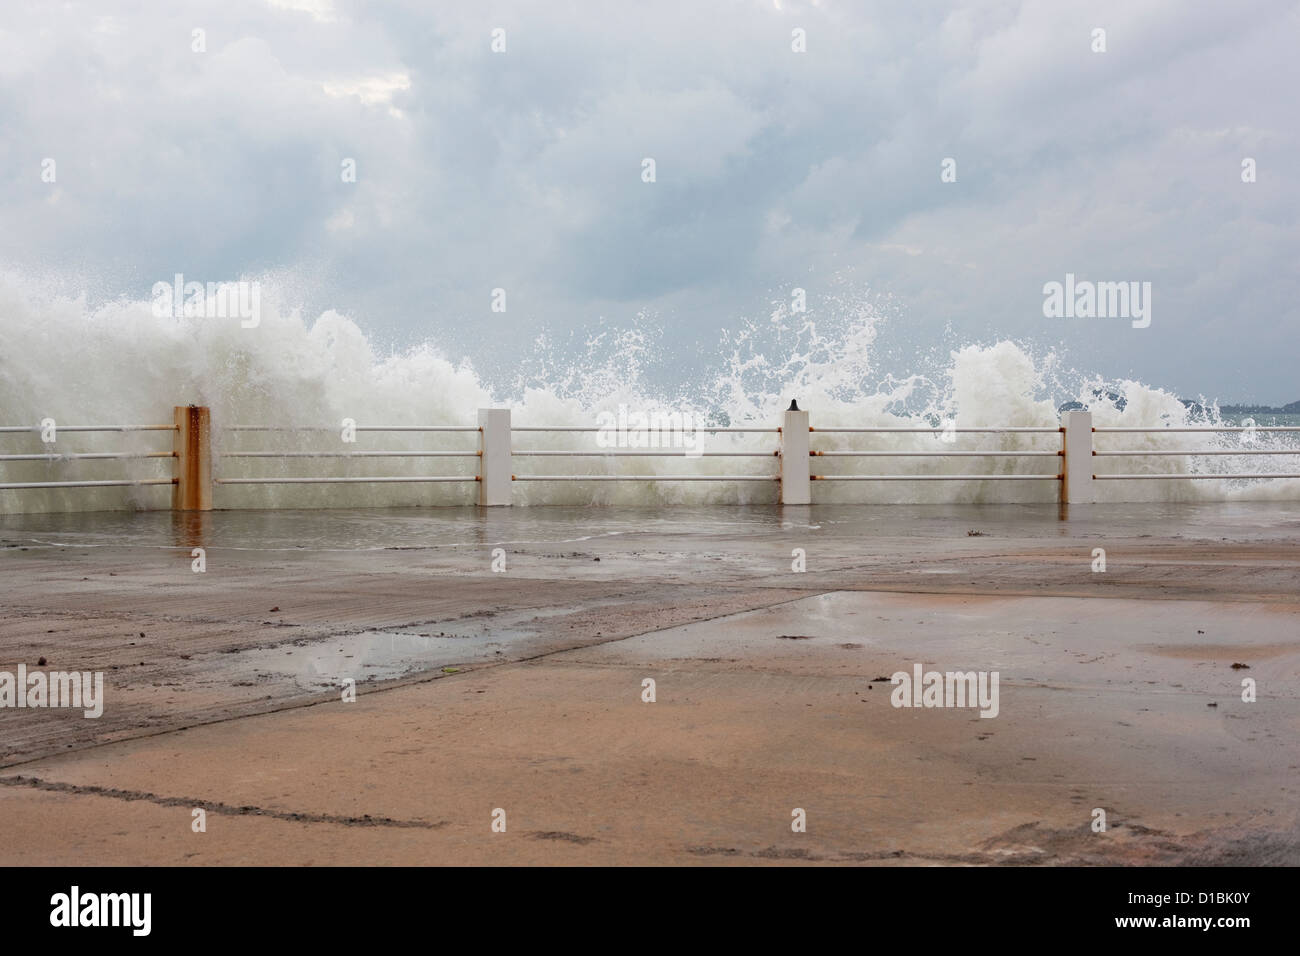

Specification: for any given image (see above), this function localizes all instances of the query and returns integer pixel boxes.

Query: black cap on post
[787,399,800,411]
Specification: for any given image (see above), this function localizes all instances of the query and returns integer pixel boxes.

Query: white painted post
[478,408,512,506]
[1062,410,1094,504]
[781,404,811,505]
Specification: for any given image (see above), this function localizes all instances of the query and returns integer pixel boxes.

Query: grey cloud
[0,0,1296,400]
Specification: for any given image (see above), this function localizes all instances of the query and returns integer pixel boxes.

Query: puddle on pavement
[571,591,1300,696]
[228,623,540,691]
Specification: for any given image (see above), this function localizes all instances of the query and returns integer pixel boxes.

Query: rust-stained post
[173,405,212,511]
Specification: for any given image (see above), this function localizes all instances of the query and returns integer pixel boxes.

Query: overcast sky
[2,0,1296,402]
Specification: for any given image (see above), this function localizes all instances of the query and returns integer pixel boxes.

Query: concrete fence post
[1062,410,1094,504]
[780,404,811,504]
[173,405,212,511]
[478,408,512,506]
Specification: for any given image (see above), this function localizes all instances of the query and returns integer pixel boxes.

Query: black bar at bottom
[4,865,1282,942]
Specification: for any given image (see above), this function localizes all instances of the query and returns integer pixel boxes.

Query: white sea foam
[1,271,1295,512]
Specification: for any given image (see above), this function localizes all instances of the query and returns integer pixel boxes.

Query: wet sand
[1,503,1297,865]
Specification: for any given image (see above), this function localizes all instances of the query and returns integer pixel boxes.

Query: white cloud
[321,72,411,107]
[265,0,337,23]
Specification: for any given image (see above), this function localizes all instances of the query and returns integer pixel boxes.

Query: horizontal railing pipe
[223,451,479,458]
[812,450,1061,457]
[222,425,479,432]
[811,427,1061,434]
[0,452,176,461]
[1094,473,1300,480]
[813,474,1061,481]
[0,424,176,433]
[215,476,479,485]
[512,450,776,457]
[1093,426,1300,433]
[511,426,778,433]
[512,475,779,482]
[0,479,177,489]
[1093,449,1300,456]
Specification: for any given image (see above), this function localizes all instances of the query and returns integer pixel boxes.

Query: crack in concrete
[0,774,443,829]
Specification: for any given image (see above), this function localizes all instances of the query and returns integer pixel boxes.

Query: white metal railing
[0,479,177,490]
[809,425,1064,486]
[812,451,1058,456]
[1091,425,1300,483]
[514,451,776,457]
[0,422,179,491]
[224,451,477,457]
[507,423,780,488]
[1094,474,1300,480]
[223,423,473,431]
[214,424,481,487]
[510,426,778,433]
[813,475,1057,481]
[810,427,1059,433]
[216,476,476,484]
[0,452,176,461]
[2,409,1297,508]
[0,425,178,433]
[512,475,779,481]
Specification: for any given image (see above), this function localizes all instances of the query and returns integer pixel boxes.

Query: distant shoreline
[1184,400,1300,415]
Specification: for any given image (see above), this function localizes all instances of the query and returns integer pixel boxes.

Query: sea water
[1,272,1296,513]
